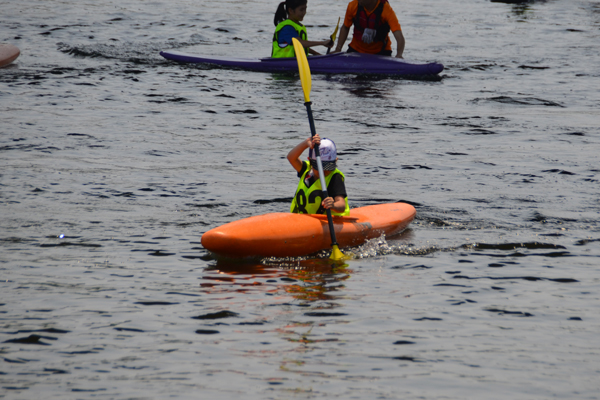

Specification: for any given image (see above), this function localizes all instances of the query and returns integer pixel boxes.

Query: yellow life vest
[290,161,350,216]
[272,19,308,58]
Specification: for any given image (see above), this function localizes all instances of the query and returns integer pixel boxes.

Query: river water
[1,0,599,398]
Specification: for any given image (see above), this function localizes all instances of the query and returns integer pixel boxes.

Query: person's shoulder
[328,172,347,197]
[381,0,400,25]
[275,19,287,29]
[344,0,359,25]
[298,160,309,177]
[276,19,292,28]
[277,19,302,29]
[278,24,301,43]
[382,0,397,14]
[280,24,298,33]
[331,170,346,184]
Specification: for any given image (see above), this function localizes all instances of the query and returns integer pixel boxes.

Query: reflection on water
[490,0,547,16]
[202,258,352,302]
[344,85,391,99]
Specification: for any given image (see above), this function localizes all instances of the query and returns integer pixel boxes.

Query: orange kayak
[201,203,416,258]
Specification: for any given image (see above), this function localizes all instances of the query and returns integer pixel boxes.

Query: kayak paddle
[326,17,340,55]
[292,37,346,261]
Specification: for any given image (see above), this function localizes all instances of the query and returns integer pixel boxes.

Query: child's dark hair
[274,0,308,26]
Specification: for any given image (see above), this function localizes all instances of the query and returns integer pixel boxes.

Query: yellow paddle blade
[331,17,340,42]
[292,37,311,103]
[329,244,349,261]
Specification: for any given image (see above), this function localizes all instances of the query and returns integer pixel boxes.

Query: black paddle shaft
[304,101,339,247]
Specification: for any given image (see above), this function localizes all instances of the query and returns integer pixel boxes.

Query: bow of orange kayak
[201,203,416,259]
[201,212,331,258]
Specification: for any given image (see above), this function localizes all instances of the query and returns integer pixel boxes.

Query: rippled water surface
[2,0,600,398]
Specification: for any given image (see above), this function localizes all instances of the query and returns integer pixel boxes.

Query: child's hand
[310,134,321,148]
[321,196,334,210]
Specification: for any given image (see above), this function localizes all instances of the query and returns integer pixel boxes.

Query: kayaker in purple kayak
[333,0,405,58]
[272,0,333,58]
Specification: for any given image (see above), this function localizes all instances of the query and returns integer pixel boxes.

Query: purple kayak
[160,50,443,77]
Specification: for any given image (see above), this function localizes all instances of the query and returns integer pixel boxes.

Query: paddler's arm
[322,195,346,214]
[332,24,350,53]
[287,134,320,173]
[295,38,333,54]
[393,30,405,58]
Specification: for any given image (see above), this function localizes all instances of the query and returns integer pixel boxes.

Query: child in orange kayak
[272,0,333,58]
[287,133,350,216]
[333,0,405,58]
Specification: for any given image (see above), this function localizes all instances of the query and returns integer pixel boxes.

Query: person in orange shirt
[332,0,405,58]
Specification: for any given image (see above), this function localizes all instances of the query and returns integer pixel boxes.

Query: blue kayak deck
[160,50,443,77]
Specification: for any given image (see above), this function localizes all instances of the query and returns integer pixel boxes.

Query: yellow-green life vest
[272,19,308,58]
[290,161,350,216]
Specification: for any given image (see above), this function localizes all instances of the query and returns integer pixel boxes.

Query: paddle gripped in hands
[287,133,346,214]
